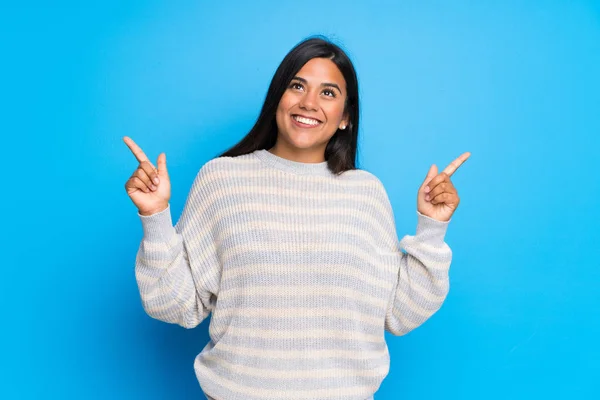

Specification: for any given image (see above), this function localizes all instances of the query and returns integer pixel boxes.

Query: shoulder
[182,154,254,197]
[339,168,388,193]
[192,152,260,181]
[201,153,258,174]
[342,168,394,212]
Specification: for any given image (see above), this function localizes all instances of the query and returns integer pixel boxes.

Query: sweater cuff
[138,204,176,242]
[414,210,450,247]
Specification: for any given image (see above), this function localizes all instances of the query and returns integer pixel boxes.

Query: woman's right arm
[135,202,218,329]
[123,136,220,329]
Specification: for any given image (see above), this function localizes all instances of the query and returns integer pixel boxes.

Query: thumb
[421,164,438,189]
[157,153,168,175]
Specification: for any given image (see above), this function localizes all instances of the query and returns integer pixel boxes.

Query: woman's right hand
[123,136,171,216]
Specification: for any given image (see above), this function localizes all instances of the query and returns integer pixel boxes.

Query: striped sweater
[135,149,452,400]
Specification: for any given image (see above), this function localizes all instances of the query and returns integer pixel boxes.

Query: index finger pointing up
[442,152,471,176]
[123,136,153,166]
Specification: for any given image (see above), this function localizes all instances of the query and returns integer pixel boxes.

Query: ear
[339,113,350,130]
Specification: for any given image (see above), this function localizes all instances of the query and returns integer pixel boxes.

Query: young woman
[123,37,470,400]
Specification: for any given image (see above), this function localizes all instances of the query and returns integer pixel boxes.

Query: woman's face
[274,57,349,157]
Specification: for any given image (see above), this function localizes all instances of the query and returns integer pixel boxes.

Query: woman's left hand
[417,152,471,222]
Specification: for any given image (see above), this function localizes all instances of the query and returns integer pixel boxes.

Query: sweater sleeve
[134,167,221,329]
[384,210,452,336]
[369,177,453,336]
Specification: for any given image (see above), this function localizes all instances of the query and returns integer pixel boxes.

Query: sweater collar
[253,149,334,177]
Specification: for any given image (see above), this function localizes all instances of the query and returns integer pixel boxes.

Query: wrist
[138,204,175,242]
[138,204,169,217]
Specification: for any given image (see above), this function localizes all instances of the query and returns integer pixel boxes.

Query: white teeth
[293,115,320,126]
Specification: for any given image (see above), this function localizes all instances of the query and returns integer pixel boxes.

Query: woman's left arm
[383,152,470,336]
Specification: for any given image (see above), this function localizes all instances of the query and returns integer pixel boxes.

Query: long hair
[217,36,360,175]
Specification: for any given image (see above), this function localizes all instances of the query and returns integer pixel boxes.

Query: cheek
[278,93,294,111]
[276,95,292,119]
[275,97,291,132]
[324,102,346,123]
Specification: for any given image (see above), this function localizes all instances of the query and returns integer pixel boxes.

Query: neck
[268,142,326,164]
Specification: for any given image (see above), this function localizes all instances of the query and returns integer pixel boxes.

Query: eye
[289,82,304,91]
[322,89,336,98]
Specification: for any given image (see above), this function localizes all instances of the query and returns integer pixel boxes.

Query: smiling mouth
[292,114,322,127]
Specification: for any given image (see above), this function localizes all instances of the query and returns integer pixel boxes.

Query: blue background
[2,1,599,399]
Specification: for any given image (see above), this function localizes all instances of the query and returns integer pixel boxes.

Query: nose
[298,89,318,111]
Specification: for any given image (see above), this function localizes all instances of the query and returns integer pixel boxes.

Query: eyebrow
[291,76,343,94]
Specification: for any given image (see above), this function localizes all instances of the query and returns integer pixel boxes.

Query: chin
[292,132,332,148]
[287,137,323,151]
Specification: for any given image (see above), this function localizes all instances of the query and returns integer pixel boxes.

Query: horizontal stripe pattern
[135,149,452,399]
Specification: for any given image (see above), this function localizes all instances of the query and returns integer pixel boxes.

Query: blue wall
[2,1,598,398]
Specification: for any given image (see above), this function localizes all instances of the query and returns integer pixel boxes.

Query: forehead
[295,58,346,90]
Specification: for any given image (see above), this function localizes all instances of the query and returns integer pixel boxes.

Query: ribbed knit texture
[135,149,452,400]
